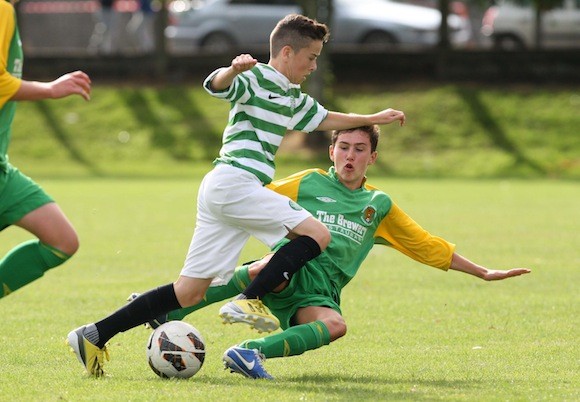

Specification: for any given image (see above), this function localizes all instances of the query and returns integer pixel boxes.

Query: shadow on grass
[119,89,184,160]
[34,101,103,176]
[155,88,222,161]
[183,372,478,400]
[119,87,221,162]
[456,87,546,175]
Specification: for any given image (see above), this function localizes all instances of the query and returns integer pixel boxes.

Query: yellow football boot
[67,326,109,377]
[219,299,280,333]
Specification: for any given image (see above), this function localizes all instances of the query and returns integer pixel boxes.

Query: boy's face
[329,130,377,190]
[283,40,324,84]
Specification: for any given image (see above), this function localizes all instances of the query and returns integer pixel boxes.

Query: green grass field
[0,176,578,401]
[8,83,580,179]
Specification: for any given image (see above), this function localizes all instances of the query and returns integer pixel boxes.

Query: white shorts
[180,164,312,285]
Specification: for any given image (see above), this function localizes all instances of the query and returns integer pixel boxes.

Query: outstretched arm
[11,71,91,101]
[316,109,406,131]
[449,253,531,281]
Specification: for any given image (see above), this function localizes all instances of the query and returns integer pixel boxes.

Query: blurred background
[10,0,580,180]
[15,0,580,82]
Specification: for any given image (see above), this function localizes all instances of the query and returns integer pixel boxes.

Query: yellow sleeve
[266,168,324,201]
[0,2,22,109]
[374,202,455,270]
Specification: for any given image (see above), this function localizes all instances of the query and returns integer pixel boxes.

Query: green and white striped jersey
[268,167,455,292]
[204,63,328,184]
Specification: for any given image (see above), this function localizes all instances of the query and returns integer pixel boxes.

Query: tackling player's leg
[223,346,273,380]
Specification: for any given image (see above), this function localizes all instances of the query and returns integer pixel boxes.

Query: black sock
[94,283,181,348]
[243,235,321,299]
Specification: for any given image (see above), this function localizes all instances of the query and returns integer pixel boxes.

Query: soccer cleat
[219,299,280,333]
[223,346,273,380]
[126,293,168,329]
[67,326,109,377]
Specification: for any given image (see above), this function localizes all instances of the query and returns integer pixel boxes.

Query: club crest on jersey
[361,205,376,225]
[289,200,303,211]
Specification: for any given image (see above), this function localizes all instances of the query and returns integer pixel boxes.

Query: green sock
[166,265,251,321]
[240,320,331,358]
[0,240,70,298]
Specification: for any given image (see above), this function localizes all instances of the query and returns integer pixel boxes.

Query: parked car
[481,0,580,49]
[165,0,472,54]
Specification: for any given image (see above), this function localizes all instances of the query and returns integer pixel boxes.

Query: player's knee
[318,227,331,251]
[177,291,205,308]
[294,217,331,251]
[173,281,205,307]
[312,220,331,251]
[62,232,80,256]
[51,231,79,257]
[326,315,347,341]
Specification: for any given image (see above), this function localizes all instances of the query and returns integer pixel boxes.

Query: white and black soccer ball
[146,321,205,379]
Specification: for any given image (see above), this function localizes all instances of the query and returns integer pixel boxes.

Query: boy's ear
[281,45,293,59]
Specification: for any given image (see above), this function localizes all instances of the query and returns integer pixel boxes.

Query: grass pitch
[0,176,578,401]
[9,83,580,180]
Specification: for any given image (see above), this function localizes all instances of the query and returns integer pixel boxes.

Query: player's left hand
[372,108,406,126]
[481,268,531,281]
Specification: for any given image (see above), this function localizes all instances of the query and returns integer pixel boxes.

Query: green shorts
[262,260,342,330]
[0,164,53,231]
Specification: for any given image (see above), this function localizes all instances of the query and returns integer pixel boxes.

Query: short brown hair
[270,14,330,56]
[331,125,380,153]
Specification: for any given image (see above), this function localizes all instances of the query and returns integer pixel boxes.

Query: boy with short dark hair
[162,125,531,379]
[67,14,406,377]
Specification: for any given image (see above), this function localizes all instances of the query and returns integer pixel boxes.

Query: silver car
[481,0,580,49]
[165,0,472,54]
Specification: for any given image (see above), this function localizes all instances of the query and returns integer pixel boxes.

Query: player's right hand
[231,54,258,73]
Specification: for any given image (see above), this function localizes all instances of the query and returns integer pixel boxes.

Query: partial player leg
[67,282,184,376]
[223,320,331,379]
[1,202,77,298]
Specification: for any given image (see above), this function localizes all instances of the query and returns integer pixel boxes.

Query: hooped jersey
[203,63,328,185]
[268,167,455,292]
[0,0,23,170]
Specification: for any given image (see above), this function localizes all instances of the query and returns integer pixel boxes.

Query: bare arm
[208,54,258,92]
[316,109,406,131]
[449,252,531,281]
[11,71,91,101]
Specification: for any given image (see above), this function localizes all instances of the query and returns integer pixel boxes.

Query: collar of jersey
[328,166,368,192]
[258,63,301,92]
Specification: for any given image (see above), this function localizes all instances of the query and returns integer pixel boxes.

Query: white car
[165,0,472,54]
[481,0,580,49]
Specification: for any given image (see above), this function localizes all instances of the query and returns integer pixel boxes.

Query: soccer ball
[146,321,206,379]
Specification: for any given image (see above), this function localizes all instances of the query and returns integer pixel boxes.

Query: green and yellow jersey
[0,0,23,171]
[268,167,455,292]
[204,63,328,185]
